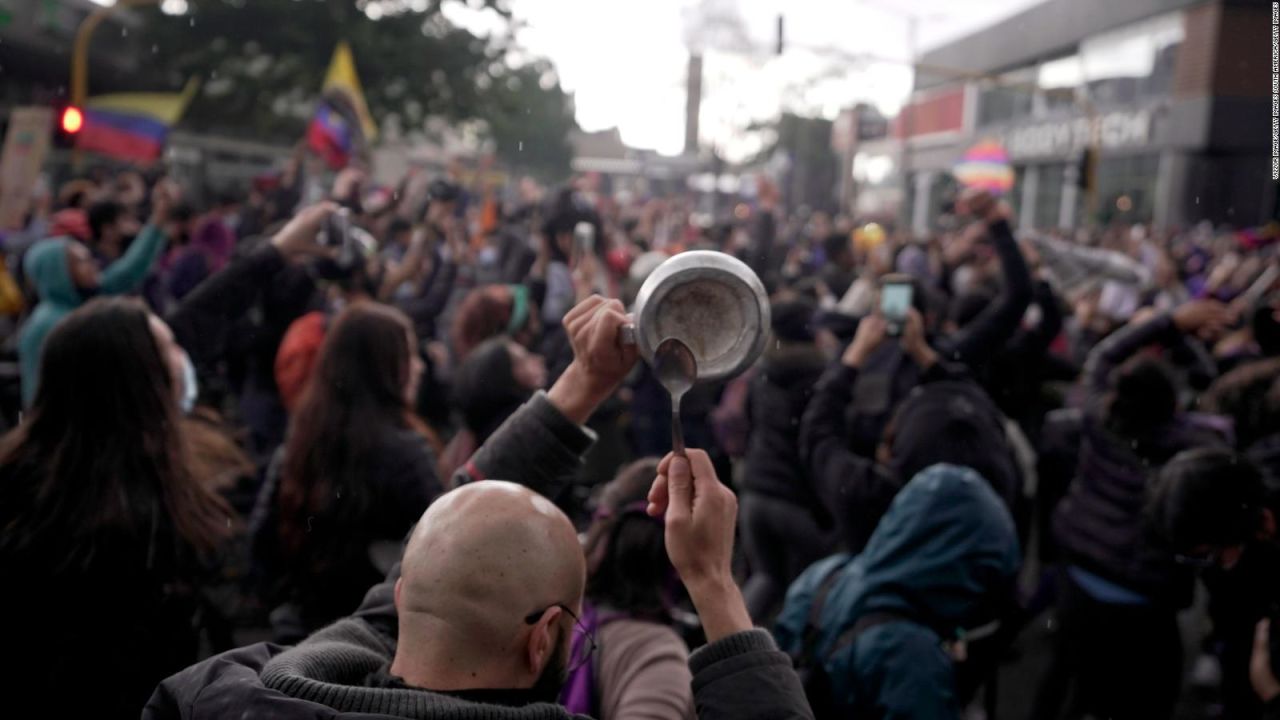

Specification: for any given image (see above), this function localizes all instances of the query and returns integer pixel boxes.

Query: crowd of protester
[0,157,1278,720]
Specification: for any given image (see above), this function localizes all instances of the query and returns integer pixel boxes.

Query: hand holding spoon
[654,337,697,458]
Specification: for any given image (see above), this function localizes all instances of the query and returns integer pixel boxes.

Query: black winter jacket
[1052,313,1221,605]
[0,512,211,719]
[252,424,442,638]
[741,345,828,516]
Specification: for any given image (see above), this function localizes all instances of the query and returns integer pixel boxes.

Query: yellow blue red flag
[78,79,198,164]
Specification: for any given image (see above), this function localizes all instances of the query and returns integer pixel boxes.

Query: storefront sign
[1004,110,1152,160]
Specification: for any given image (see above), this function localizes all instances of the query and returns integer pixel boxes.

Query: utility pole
[70,0,162,168]
[71,0,162,109]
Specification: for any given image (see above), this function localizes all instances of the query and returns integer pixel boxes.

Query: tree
[136,0,575,178]
[481,61,575,182]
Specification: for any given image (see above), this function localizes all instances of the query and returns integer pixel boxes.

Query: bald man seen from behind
[145,295,814,720]
[391,481,586,703]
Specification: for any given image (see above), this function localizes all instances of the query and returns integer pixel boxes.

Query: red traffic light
[61,106,84,134]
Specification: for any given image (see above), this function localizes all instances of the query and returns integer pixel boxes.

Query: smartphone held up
[880,274,914,337]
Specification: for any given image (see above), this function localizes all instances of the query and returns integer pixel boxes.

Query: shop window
[1080,11,1184,105]
[978,67,1036,126]
[1037,55,1084,115]
[1092,154,1158,224]
[1034,163,1066,228]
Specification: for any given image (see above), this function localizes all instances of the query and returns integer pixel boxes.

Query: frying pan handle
[620,323,637,346]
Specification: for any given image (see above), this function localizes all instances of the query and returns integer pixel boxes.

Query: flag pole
[70,0,163,168]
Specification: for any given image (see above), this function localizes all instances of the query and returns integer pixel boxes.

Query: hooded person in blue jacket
[18,213,169,406]
[775,464,1020,719]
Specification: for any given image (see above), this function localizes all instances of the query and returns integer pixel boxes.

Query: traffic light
[61,106,84,135]
[53,104,83,149]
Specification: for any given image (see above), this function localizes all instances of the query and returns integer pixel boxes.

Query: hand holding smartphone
[880,274,914,337]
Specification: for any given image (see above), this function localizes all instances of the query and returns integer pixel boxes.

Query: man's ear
[394,578,403,611]
[1260,508,1277,542]
[525,608,562,675]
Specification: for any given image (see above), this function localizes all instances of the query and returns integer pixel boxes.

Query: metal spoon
[654,337,697,458]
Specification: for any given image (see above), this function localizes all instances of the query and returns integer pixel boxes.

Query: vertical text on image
[1273,4,1279,178]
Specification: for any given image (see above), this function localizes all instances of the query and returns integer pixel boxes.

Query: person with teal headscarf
[775,464,1021,719]
[18,198,171,406]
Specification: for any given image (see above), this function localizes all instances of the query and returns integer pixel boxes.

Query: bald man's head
[390,481,586,695]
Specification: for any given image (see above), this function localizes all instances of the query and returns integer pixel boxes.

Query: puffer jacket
[1052,313,1223,606]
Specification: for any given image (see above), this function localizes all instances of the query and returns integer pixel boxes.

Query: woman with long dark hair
[258,301,439,637]
[0,297,233,718]
[559,458,695,719]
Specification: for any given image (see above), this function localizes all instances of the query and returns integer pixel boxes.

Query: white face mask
[180,351,198,415]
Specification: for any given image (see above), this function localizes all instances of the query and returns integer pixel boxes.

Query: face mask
[180,351,198,414]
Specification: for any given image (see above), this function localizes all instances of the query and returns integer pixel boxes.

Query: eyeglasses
[524,603,598,672]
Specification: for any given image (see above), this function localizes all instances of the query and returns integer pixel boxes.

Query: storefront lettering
[1004,110,1151,160]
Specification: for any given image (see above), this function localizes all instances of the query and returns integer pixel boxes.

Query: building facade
[872,0,1274,232]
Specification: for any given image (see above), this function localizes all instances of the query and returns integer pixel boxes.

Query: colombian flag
[77,79,197,165]
[307,103,353,170]
[307,42,377,170]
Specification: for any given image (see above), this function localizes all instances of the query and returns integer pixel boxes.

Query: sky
[445,0,1046,159]
[88,0,1046,160]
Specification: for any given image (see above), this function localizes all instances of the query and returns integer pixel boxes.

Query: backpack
[792,563,1008,718]
[791,564,908,717]
[559,601,626,716]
